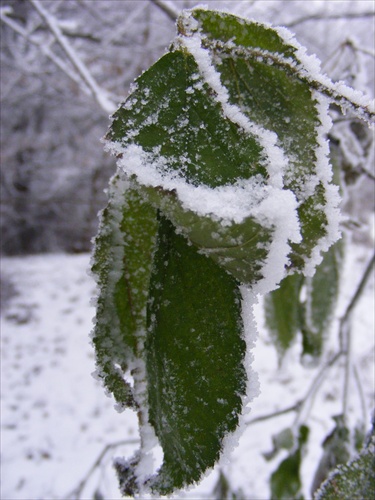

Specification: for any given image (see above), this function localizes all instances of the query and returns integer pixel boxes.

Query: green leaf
[146,217,247,494]
[136,181,271,286]
[107,49,267,189]
[105,8,341,288]
[213,470,245,500]
[264,273,304,360]
[263,427,296,461]
[91,175,158,408]
[311,415,351,496]
[314,427,375,500]
[188,8,339,271]
[106,48,276,287]
[270,425,309,500]
[265,240,343,362]
[302,240,343,361]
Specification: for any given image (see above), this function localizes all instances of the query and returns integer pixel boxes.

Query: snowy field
[1,241,374,500]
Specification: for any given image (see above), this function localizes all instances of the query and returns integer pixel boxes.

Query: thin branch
[293,352,343,427]
[28,0,116,113]
[66,438,139,499]
[286,11,375,28]
[353,363,368,427]
[246,400,303,426]
[339,252,375,328]
[150,0,179,22]
[0,7,87,92]
[342,320,352,418]
[339,252,375,418]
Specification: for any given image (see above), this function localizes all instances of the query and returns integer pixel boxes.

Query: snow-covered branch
[150,0,180,21]
[0,6,87,91]
[28,0,116,114]
[286,10,375,28]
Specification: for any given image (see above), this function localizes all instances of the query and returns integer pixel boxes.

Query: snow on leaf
[185,8,342,275]
[91,174,158,409]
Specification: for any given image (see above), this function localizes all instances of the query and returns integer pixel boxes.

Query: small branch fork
[65,439,139,500]
[246,252,375,429]
[1,1,117,113]
[28,0,116,113]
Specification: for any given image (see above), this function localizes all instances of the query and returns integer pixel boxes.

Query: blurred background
[1,0,374,256]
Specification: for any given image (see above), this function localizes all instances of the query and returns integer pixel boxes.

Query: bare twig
[66,439,139,499]
[340,252,375,418]
[339,252,375,329]
[0,7,87,91]
[286,11,375,28]
[150,0,179,21]
[246,400,303,426]
[294,352,343,427]
[353,363,368,427]
[28,0,116,113]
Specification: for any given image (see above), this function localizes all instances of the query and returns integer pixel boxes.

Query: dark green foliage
[146,217,246,493]
[91,176,158,407]
[314,426,375,500]
[190,9,331,270]
[311,415,351,496]
[265,240,343,363]
[302,241,343,361]
[270,425,309,500]
[265,274,304,359]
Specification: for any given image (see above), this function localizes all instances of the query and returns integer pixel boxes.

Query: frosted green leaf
[136,181,271,286]
[146,217,247,494]
[264,273,304,360]
[263,427,295,461]
[93,5,350,496]
[187,8,340,271]
[311,415,351,496]
[105,49,278,287]
[314,427,375,500]
[91,175,158,408]
[302,240,343,361]
[270,425,309,500]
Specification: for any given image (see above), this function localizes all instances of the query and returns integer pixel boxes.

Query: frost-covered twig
[246,400,303,426]
[0,7,86,91]
[340,252,375,418]
[353,363,368,427]
[339,251,375,332]
[29,0,116,113]
[66,438,139,499]
[150,0,180,21]
[286,10,375,28]
[294,352,343,427]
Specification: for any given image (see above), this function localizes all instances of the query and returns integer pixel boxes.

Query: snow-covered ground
[1,241,374,500]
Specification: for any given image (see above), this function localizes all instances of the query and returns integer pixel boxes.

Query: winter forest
[1,1,374,499]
